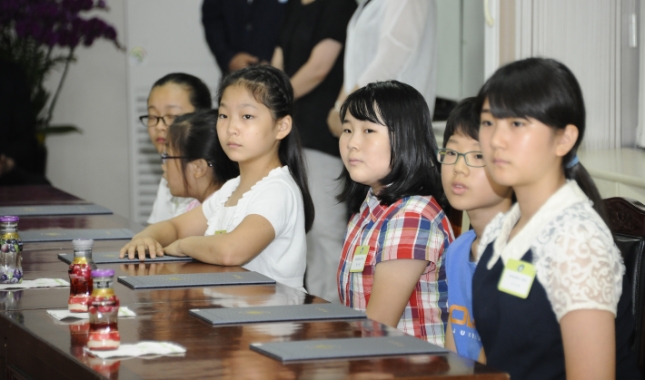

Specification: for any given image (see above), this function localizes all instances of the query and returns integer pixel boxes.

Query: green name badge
[497,258,536,299]
[214,230,227,235]
[350,245,370,273]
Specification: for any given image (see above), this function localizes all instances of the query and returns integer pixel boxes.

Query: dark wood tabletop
[0,185,509,380]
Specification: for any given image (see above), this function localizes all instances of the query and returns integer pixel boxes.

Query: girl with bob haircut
[336,80,453,345]
[145,73,214,224]
[162,110,239,209]
[473,57,640,379]
[120,65,315,292]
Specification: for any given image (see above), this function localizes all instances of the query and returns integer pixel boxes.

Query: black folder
[58,251,193,265]
[0,204,112,217]
[250,335,448,362]
[190,304,367,325]
[20,228,134,243]
[118,272,276,290]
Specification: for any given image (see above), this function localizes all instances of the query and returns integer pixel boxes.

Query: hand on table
[119,237,164,260]
[163,240,188,257]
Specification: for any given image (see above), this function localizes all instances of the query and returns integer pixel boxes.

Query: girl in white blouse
[120,66,315,291]
[472,57,640,380]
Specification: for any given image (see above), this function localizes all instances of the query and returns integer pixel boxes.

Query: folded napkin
[85,341,186,359]
[0,278,69,290]
[47,307,136,321]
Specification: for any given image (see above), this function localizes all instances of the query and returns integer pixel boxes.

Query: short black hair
[337,80,444,213]
[152,73,212,110]
[443,97,479,147]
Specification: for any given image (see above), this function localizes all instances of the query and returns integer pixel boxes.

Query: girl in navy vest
[473,57,640,379]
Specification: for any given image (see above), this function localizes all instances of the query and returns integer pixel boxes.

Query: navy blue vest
[473,243,640,379]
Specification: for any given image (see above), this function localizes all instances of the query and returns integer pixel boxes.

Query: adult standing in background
[202,0,287,74]
[272,0,356,302]
[327,0,438,137]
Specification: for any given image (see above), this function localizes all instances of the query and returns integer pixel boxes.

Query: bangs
[340,92,385,126]
[483,78,551,122]
[477,58,576,129]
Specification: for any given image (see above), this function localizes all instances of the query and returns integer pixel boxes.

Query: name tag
[214,230,227,235]
[497,258,536,299]
[350,245,370,273]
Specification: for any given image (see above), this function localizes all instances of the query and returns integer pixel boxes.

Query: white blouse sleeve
[357,0,431,87]
[537,205,624,321]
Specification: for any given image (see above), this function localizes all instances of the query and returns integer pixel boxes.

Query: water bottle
[68,239,97,312]
[0,216,23,284]
[87,269,120,350]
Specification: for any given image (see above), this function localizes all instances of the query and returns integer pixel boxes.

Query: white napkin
[47,307,136,321]
[0,278,69,290]
[85,341,186,359]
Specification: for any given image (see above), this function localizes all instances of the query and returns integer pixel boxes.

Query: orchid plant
[0,0,123,142]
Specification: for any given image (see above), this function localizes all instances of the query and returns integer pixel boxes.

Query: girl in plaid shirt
[335,80,453,345]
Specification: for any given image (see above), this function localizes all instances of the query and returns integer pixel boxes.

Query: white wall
[44,0,130,217]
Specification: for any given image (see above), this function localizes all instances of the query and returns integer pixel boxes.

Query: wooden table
[0,185,509,380]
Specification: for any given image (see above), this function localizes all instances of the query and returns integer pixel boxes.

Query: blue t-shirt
[445,229,481,361]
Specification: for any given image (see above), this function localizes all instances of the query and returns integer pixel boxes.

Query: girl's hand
[119,237,164,261]
[163,240,188,257]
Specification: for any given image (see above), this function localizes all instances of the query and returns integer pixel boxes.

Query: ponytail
[565,160,608,224]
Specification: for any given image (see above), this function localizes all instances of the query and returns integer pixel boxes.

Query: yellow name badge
[214,230,227,235]
[350,245,370,273]
[497,258,536,299]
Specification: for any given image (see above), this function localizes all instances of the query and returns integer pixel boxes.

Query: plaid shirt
[337,191,453,345]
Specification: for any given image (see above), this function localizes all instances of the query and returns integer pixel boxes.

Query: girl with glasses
[473,58,640,379]
[161,110,238,212]
[121,65,314,292]
[144,73,213,224]
[336,80,452,345]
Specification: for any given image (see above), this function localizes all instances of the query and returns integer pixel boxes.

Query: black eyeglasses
[437,148,486,168]
[160,152,188,164]
[139,114,179,128]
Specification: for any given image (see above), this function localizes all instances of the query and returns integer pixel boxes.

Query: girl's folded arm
[366,259,429,328]
[120,205,209,260]
[167,214,275,266]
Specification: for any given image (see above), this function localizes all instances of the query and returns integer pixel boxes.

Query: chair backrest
[605,197,645,374]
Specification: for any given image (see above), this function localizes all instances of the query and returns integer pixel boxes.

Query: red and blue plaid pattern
[337,192,453,346]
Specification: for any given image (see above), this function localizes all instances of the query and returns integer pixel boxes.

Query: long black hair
[475,57,606,221]
[216,65,315,232]
[337,80,445,213]
[151,73,212,110]
[167,110,239,190]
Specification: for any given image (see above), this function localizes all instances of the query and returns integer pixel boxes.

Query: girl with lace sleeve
[120,66,315,292]
[472,58,640,380]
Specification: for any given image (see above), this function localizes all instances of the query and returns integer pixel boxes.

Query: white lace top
[477,181,624,321]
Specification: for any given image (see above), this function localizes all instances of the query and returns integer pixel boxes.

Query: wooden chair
[605,197,645,377]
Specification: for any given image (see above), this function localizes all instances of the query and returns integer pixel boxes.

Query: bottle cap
[72,238,94,251]
[91,269,114,278]
[0,216,19,223]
